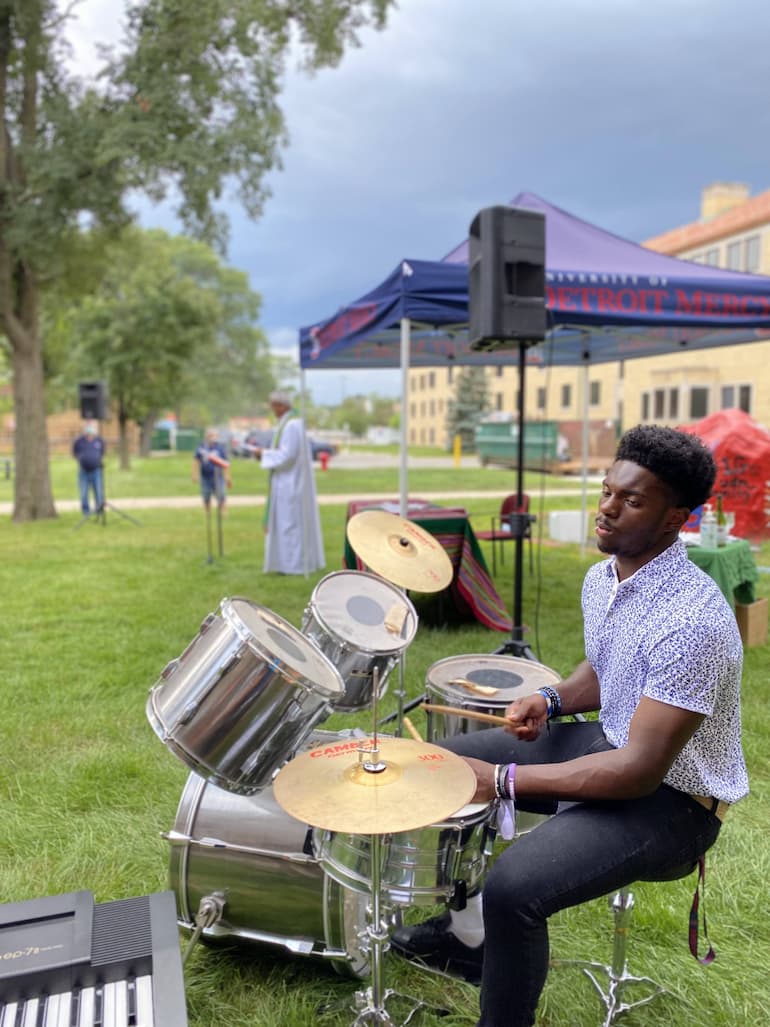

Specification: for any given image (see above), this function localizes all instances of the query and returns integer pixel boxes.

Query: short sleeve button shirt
[582,540,748,804]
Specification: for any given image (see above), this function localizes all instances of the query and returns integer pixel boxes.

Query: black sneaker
[390,911,483,985]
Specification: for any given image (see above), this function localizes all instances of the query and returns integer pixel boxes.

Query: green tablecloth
[686,538,758,607]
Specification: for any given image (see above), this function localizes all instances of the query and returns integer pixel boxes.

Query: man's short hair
[615,424,716,511]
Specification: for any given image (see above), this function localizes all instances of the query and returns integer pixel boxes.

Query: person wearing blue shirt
[193,429,231,511]
[72,421,105,517]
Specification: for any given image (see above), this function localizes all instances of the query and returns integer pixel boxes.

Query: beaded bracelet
[537,685,563,720]
[494,763,509,800]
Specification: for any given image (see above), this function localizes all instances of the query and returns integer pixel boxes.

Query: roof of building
[644,188,770,254]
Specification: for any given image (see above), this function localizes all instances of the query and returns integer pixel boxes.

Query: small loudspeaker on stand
[468,205,546,663]
[78,381,108,421]
[468,205,546,351]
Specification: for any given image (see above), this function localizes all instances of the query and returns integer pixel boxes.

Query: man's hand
[502,693,550,741]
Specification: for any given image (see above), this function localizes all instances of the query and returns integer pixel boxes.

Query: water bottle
[700,503,718,548]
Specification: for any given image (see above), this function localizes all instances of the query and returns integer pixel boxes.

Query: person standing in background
[250,390,325,575]
[192,428,231,513]
[72,421,105,517]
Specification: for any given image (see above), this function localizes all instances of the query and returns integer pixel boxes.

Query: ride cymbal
[346,510,453,593]
[272,735,476,834]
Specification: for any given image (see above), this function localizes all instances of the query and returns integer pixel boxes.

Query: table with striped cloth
[344,499,513,633]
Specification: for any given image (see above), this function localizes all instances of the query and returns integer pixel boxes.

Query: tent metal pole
[581,359,589,559]
[399,317,410,519]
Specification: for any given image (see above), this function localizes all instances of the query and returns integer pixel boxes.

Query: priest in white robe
[253,391,325,575]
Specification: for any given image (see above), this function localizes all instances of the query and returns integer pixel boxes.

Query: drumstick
[403,715,424,742]
[420,702,504,727]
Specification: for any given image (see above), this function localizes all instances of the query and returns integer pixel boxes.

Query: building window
[726,241,742,270]
[496,392,504,411]
[652,389,665,419]
[447,366,454,385]
[669,388,679,420]
[429,399,435,416]
[410,402,416,418]
[496,366,504,378]
[561,384,572,408]
[706,248,720,266]
[589,380,600,406]
[689,387,709,419]
[641,392,650,421]
[536,387,546,410]
[722,384,753,414]
[429,371,435,388]
[745,235,760,272]
[429,428,435,445]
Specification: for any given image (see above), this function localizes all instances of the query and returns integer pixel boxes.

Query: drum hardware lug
[160,658,180,680]
[179,700,201,725]
[199,612,217,634]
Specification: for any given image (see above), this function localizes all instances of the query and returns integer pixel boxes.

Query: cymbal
[272,735,477,834]
[346,510,453,593]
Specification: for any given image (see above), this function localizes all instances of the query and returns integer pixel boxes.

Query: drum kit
[146,511,558,1024]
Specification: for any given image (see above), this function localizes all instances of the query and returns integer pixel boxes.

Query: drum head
[427,654,560,708]
[224,597,344,699]
[310,571,417,653]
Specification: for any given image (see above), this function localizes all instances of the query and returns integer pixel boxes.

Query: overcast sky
[68,0,770,404]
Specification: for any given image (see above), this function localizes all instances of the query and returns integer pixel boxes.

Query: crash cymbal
[272,735,476,834]
[346,510,453,593]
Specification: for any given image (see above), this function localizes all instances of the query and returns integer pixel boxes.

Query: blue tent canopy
[299,192,770,370]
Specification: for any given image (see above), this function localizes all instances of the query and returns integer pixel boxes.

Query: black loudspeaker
[468,206,546,351]
[78,381,107,421]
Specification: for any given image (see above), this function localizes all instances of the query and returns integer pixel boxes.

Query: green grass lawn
[0,463,767,1025]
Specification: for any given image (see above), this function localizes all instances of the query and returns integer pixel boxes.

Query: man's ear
[666,506,690,533]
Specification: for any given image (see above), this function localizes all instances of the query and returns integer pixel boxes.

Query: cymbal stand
[349,730,430,1027]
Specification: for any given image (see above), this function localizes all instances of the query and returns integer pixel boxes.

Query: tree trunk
[117,398,131,470]
[12,317,56,521]
[139,412,157,456]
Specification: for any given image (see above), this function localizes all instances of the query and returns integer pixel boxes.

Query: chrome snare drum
[147,597,345,794]
[301,571,418,712]
[424,653,561,742]
[313,801,495,909]
[166,731,371,978]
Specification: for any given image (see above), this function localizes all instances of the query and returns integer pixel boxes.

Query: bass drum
[166,730,373,978]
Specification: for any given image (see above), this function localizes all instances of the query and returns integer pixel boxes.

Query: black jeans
[437,722,723,1027]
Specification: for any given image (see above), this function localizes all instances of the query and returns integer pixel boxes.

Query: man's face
[595,459,687,568]
[270,400,289,418]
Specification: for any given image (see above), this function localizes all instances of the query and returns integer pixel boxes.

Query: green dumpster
[475,418,561,469]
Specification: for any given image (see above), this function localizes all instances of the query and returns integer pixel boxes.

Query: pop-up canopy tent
[300,191,770,372]
[299,192,770,543]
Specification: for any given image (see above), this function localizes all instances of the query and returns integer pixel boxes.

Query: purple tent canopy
[299,191,770,370]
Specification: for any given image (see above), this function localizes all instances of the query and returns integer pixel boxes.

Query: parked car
[310,438,338,462]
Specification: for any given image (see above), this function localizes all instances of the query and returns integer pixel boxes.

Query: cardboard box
[735,598,768,648]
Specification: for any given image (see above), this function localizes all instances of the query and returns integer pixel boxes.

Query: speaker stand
[493,341,537,664]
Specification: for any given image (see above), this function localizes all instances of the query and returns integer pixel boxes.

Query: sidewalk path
[0,487,592,517]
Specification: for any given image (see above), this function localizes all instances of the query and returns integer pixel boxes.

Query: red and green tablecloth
[344,500,513,633]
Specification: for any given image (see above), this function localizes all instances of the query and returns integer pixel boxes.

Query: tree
[446,366,490,453]
[0,0,393,521]
[59,228,273,467]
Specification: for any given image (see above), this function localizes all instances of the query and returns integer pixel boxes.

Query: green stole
[263,410,295,527]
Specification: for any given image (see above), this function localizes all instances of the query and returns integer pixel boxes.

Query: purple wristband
[506,762,517,801]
